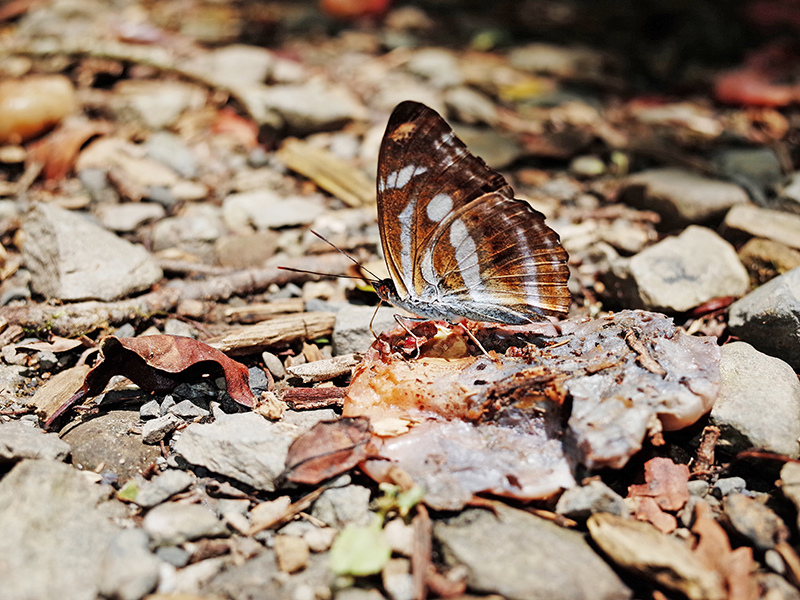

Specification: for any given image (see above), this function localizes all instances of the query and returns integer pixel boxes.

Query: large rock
[435,504,631,600]
[728,267,800,371]
[23,203,162,301]
[620,168,749,228]
[711,342,800,458]
[606,225,749,312]
[0,460,157,600]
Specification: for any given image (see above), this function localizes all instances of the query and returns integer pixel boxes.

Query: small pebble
[262,351,286,379]
[711,476,747,498]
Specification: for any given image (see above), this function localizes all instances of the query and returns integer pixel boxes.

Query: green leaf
[117,480,139,502]
[329,517,391,576]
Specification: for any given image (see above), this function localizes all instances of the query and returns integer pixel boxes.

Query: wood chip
[224,299,305,323]
[206,312,337,354]
[277,138,374,207]
[286,353,362,383]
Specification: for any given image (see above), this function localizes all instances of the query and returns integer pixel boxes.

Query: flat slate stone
[0,420,71,463]
[435,504,631,600]
[724,204,800,251]
[23,203,162,301]
[620,168,748,228]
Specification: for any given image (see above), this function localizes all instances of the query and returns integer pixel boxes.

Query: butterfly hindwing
[428,192,571,322]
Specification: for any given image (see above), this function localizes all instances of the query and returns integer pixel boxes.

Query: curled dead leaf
[282,416,376,485]
[45,335,254,430]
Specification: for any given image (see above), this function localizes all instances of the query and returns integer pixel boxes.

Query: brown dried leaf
[282,416,375,485]
[628,457,690,511]
[28,118,112,182]
[45,335,254,430]
[691,502,759,600]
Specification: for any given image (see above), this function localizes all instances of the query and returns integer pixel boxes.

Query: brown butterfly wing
[377,101,511,298]
[428,192,571,322]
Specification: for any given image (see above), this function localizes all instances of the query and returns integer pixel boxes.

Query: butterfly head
[373,278,402,306]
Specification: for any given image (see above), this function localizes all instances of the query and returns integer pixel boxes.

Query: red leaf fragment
[628,457,690,512]
[282,416,376,485]
[45,335,254,430]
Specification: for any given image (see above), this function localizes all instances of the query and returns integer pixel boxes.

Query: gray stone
[112,80,207,130]
[0,364,25,406]
[97,202,165,233]
[382,558,414,600]
[144,131,199,179]
[98,529,160,600]
[738,238,800,286]
[133,469,194,508]
[620,168,749,228]
[207,548,334,600]
[0,420,70,462]
[444,86,498,125]
[156,545,191,568]
[555,480,629,520]
[142,502,228,546]
[173,412,298,491]
[713,147,783,198]
[724,204,800,250]
[180,44,276,89]
[711,343,800,458]
[0,460,123,600]
[435,505,631,600]
[63,410,162,480]
[711,477,747,498]
[141,413,182,444]
[216,231,279,268]
[407,48,463,88]
[777,171,800,214]
[311,484,372,528]
[723,493,788,551]
[335,589,387,600]
[168,399,210,419]
[607,225,749,312]
[23,203,162,301]
[151,204,225,253]
[237,81,367,133]
[222,190,325,230]
[728,267,800,370]
[332,305,398,355]
[509,43,604,78]
[452,124,523,170]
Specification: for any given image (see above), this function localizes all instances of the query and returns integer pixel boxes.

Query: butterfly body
[376,101,571,326]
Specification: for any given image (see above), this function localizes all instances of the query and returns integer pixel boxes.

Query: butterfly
[371,101,570,326]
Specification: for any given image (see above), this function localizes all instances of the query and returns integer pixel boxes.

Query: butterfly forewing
[377,101,511,297]
[377,101,570,325]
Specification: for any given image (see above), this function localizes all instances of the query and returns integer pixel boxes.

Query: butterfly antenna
[307,230,381,282]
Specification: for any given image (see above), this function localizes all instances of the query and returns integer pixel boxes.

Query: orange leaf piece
[45,335,254,430]
[692,501,759,600]
[282,416,375,485]
[628,457,690,511]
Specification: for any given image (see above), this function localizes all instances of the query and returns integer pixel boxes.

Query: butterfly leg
[394,314,431,359]
[454,321,498,362]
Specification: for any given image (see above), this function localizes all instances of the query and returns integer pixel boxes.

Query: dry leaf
[628,457,690,511]
[282,416,375,485]
[45,335,254,430]
[691,501,759,600]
